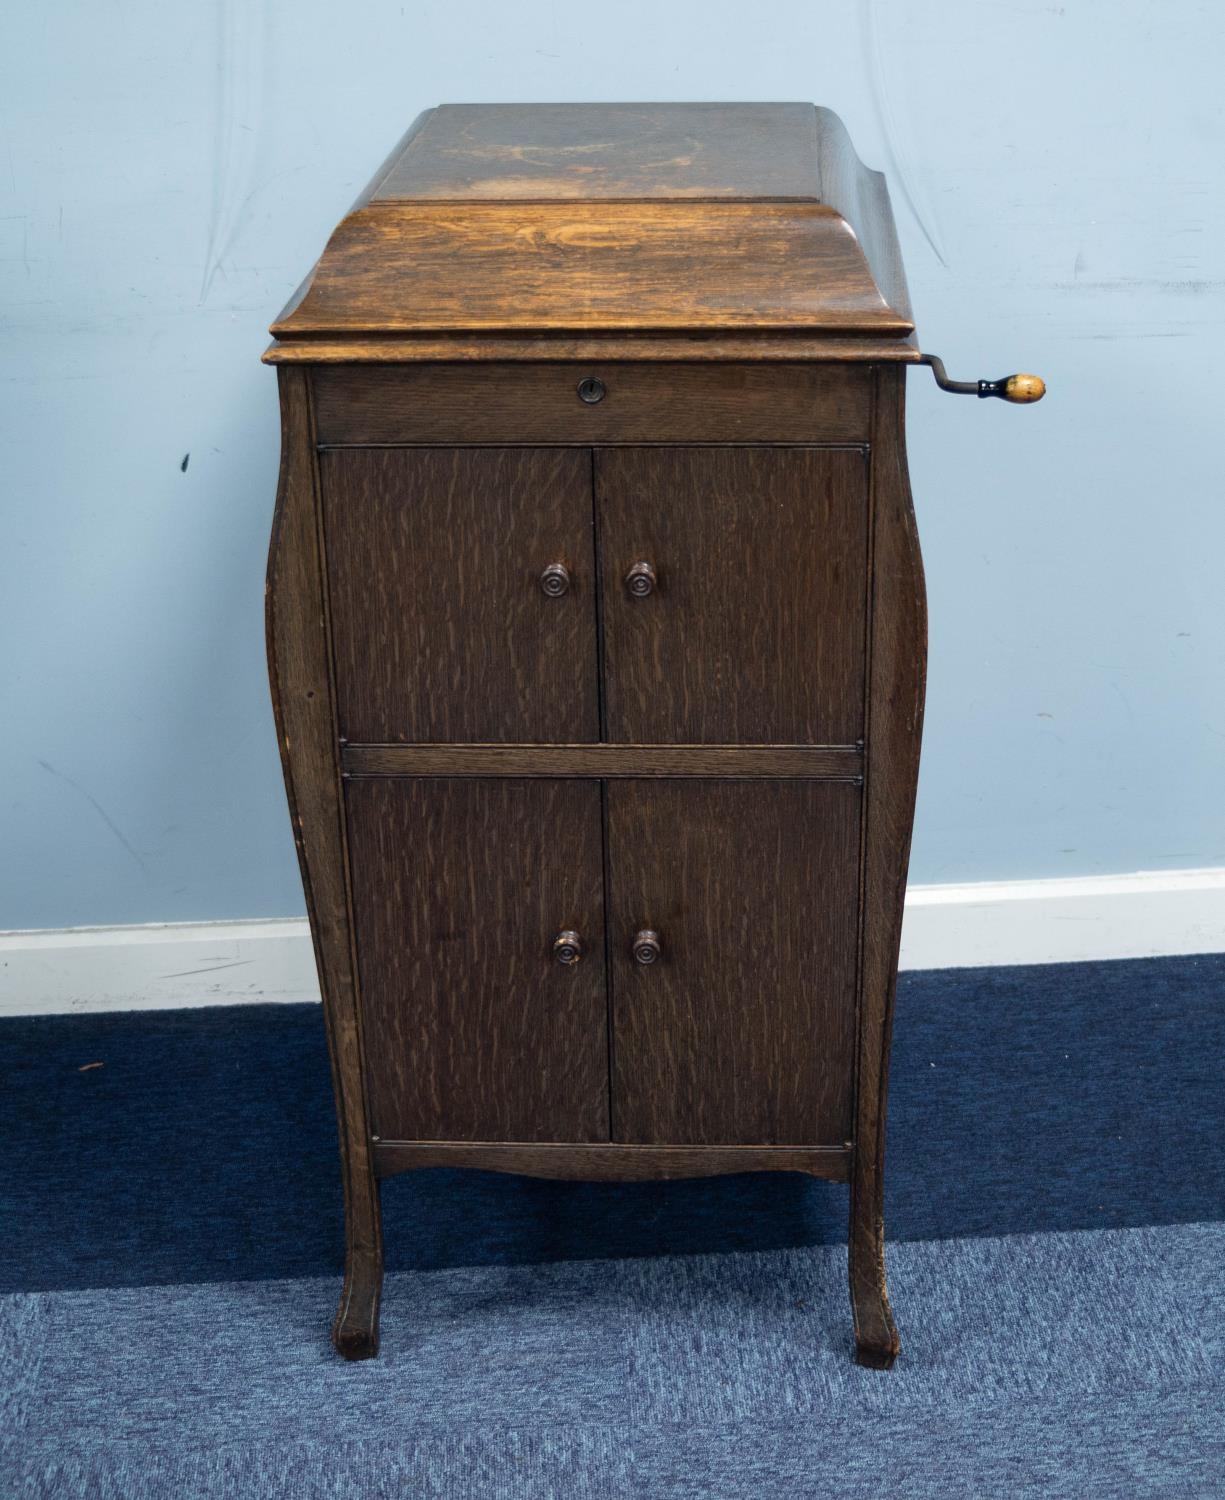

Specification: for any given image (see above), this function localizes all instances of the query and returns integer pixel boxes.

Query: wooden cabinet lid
[268,104,916,360]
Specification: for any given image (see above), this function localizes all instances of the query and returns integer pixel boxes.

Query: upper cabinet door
[322,448,598,743]
[597,447,868,744]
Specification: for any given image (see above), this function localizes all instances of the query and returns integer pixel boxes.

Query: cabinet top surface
[371,103,823,202]
[268,103,916,360]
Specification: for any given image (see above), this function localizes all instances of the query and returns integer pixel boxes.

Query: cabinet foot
[332,1253,383,1360]
[853,1325,899,1370]
[848,1236,900,1370]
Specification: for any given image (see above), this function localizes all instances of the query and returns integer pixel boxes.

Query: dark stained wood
[275,201,910,339]
[372,102,825,202]
[265,367,382,1360]
[598,447,868,743]
[848,366,928,1370]
[812,108,913,335]
[345,778,609,1143]
[321,447,597,743]
[269,105,914,351]
[606,781,861,1145]
[373,1140,851,1182]
[265,334,920,365]
[268,104,934,1370]
[342,744,863,779]
[269,110,436,334]
[311,363,871,446]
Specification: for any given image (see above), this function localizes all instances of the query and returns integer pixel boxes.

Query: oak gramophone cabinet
[264,103,1042,1368]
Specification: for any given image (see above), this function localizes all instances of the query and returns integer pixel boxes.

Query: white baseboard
[2,867,1224,1016]
[898,866,1225,972]
[0,919,321,1017]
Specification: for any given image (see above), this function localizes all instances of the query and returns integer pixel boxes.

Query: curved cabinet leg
[268,366,383,1360]
[849,1190,899,1369]
[333,1187,384,1360]
[848,366,927,1369]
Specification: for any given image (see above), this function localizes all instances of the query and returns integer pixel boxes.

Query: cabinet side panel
[265,367,382,1347]
[850,365,928,1363]
[607,780,860,1145]
[346,778,609,1143]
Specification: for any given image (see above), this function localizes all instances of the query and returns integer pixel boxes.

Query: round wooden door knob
[632,929,661,965]
[552,930,584,965]
[625,561,656,598]
[539,562,571,597]
[1001,373,1045,403]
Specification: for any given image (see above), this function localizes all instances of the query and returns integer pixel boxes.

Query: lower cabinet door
[345,778,609,1143]
[606,781,861,1146]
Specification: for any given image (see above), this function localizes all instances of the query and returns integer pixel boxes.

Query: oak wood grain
[372,102,825,202]
[345,778,609,1143]
[598,446,868,744]
[275,200,910,338]
[607,780,861,1145]
[341,744,863,779]
[321,447,598,743]
[813,107,913,332]
[311,363,871,446]
[271,105,914,355]
[267,103,931,1370]
[373,1140,851,1182]
[265,367,382,1359]
[265,334,921,365]
[848,366,928,1369]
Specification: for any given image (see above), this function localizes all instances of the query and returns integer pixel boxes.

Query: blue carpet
[4,1224,1223,1496]
[3,955,1224,1497]
[2,954,1223,1293]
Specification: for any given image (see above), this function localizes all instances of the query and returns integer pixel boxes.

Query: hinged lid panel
[269,103,915,357]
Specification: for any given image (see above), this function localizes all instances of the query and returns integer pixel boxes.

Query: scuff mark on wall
[159,960,254,979]
[199,0,267,303]
[861,0,949,268]
[37,761,149,876]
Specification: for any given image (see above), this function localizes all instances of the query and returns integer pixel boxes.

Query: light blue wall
[2,1,1223,928]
